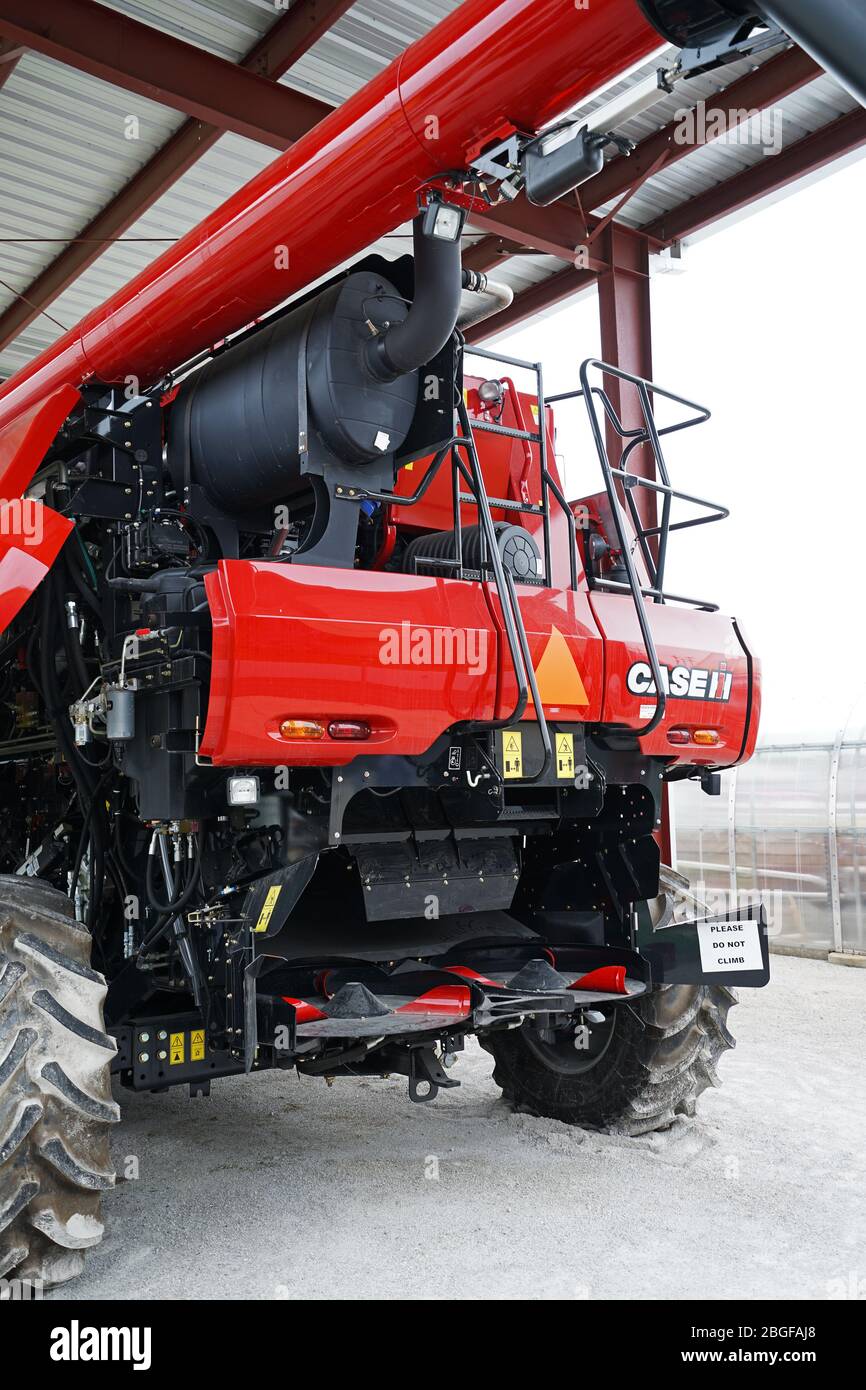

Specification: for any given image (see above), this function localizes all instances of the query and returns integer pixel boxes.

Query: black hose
[70,769,111,905]
[365,213,463,381]
[145,836,202,916]
[39,581,107,927]
[63,539,103,621]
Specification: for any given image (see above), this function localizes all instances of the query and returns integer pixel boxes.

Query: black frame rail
[549,359,727,737]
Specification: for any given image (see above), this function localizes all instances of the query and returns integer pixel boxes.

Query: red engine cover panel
[0,500,73,636]
[590,592,760,766]
[201,561,606,766]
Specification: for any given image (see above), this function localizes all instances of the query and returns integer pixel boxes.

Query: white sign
[697,917,763,973]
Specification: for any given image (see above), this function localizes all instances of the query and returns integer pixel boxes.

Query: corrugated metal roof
[0,1,860,378]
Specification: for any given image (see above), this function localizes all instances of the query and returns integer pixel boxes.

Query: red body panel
[395,379,556,535]
[0,385,81,504]
[201,561,605,766]
[0,501,73,632]
[589,592,759,766]
[200,556,759,772]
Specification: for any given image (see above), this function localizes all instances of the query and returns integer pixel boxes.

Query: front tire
[0,876,118,1287]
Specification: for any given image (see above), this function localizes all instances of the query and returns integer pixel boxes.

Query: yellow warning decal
[530,403,539,422]
[169,1032,185,1066]
[502,730,523,780]
[191,1029,205,1062]
[254,884,282,934]
[556,733,575,780]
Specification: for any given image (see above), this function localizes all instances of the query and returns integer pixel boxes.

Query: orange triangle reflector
[528,625,589,708]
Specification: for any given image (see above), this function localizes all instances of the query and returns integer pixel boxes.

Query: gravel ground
[51,955,866,1301]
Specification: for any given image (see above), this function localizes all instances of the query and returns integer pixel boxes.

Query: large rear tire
[0,876,118,1287]
[482,873,737,1136]
[482,982,736,1135]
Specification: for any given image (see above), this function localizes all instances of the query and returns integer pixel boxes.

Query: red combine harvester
[5,0,860,1286]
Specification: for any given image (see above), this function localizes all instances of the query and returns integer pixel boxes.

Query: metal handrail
[554,358,724,737]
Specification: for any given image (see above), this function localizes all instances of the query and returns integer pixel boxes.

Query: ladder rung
[458,493,544,515]
[470,420,541,444]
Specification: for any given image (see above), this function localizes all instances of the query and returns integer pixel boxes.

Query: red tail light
[327,720,371,741]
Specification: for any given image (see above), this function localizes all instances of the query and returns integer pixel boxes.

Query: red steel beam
[0,36,22,91]
[0,0,331,147]
[596,223,654,519]
[0,0,355,353]
[462,238,533,275]
[645,107,866,243]
[470,198,594,264]
[467,202,656,341]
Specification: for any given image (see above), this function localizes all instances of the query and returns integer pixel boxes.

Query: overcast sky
[494,156,866,744]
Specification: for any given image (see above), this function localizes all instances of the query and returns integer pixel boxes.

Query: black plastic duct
[366,214,463,381]
[757,0,866,109]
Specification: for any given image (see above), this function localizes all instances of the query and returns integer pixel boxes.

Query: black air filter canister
[170,271,419,511]
[403,523,542,582]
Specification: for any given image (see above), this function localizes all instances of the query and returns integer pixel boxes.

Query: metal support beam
[645,108,866,243]
[0,36,22,91]
[461,238,533,275]
[469,197,592,264]
[596,223,655,532]
[0,0,355,352]
[0,0,331,146]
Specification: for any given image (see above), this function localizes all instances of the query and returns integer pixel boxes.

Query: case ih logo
[627,662,733,702]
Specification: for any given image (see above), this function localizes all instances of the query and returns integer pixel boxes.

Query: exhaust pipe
[457,275,515,332]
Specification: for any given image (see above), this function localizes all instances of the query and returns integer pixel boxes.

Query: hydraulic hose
[145,836,202,917]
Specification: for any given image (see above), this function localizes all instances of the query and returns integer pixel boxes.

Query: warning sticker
[169,1032,185,1066]
[697,917,763,974]
[502,730,523,780]
[254,884,282,934]
[556,732,575,779]
[191,1029,205,1062]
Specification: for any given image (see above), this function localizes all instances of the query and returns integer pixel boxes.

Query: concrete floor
[51,954,866,1301]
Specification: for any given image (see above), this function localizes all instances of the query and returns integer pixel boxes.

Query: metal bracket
[662,23,787,86]
[408,1045,461,1103]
